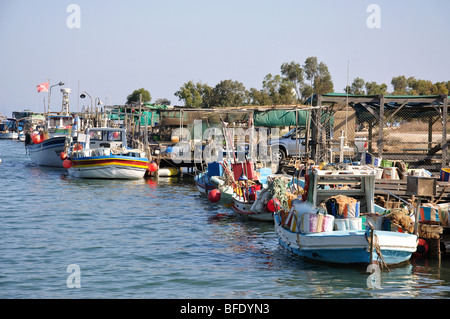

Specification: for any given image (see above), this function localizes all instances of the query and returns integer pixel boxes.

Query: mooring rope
[365,228,390,272]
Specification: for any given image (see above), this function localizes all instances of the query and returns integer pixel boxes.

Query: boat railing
[233,183,261,202]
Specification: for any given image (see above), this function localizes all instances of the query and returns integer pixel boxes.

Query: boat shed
[313,93,449,171]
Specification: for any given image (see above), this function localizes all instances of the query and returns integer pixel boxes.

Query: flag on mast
[37,82,49,93]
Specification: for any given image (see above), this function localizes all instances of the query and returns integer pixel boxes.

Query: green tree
[174,81,211,108]
[280,61,304,101]
[303,57,334,95]
[344,77,365,95]
[365,81,388,95]
[126,88,151,104]
[391,75,408,95]
[248,87,272,106]
[304,57,319,85]
[211,79,247,107]
[154,98,171,105]
[262,74,296,105]
[432,82,449,95]
[314,62,334,94]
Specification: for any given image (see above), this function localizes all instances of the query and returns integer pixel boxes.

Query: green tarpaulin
[253,110,309,127]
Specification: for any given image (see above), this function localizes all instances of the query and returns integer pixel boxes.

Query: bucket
[375,168,383,179]
[440,168,450,181]
[382,167,399,180]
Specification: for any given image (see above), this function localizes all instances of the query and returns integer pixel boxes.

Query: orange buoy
[62,159,73,169]
[60,152,68,160]
[208,189,221,203]
[31,133,42,144]
[73,143,83,151]
[148,161,158,172]
[413,239,429,257]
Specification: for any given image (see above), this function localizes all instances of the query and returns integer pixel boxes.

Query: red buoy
[60,152,68,160]
[148,162,158,172]
[413,238,429,257]
[267,198,281,213]
[31,133,42,144]
[62,159,73,169]
[208,189,221,203]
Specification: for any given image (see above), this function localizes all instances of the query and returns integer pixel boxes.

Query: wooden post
[428,116,433,151]
[377,95,384,158]
[442,95,448,169]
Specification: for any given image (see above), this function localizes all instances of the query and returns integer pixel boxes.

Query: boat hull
[274,213,417,265]
[232,195,255,214]
[28,136,66,167]
[68,155,148,179]
[0,132,19,139]
[194,173,217,196]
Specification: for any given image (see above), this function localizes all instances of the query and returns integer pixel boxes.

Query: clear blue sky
[0,0,449,116]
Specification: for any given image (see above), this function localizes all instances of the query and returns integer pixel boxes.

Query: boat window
[49,118,59,128]
[89,130,103,141]
[107,131,122,141]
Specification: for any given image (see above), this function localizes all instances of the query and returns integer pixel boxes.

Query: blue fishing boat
[194,171,217,196]
[195,161,234,204]
[274,167,418,266]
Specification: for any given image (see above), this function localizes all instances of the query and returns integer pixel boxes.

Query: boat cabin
[47,115,73,134]
[309,167,376,214]
[85,127,125,150]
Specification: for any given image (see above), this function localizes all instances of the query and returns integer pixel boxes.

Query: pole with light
[48,81,65,114]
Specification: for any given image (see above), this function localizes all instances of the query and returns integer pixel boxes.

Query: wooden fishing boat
[274,167,418,266]
[195,162,234,204]
[66,127,149,179]
[231,173,263,217]
[194,171,217,196]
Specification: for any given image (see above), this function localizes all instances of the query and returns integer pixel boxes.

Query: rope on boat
[365,223,390,272]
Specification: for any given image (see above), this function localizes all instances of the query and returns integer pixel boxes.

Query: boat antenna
[345,60,350,146]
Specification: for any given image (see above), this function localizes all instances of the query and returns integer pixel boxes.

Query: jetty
[8,92,450,261]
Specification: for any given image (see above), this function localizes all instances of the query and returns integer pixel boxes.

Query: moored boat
[194,162,234,204]
[66,127,149,179]
[273,167,418,266]
[0,118,18,139]
[231,161,263,217]
[26,88,73,167]
[27,135,67,167]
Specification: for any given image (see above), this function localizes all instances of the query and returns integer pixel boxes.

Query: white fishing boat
[0,119,18,139]
[66,127,149,179]
[27,135,67,167]
[232,174,263,216]
[274,167,418,266]
[26,88,73,167]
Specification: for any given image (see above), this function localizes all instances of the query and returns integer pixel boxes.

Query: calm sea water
[1,139,450,300]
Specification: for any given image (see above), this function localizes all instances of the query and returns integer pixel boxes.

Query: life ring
[73,143,83,151]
